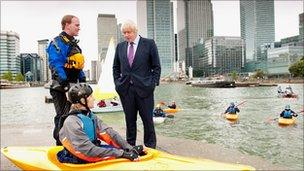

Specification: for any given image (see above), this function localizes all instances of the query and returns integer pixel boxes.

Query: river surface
[1,83,303,169]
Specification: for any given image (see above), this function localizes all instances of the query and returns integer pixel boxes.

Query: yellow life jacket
[60,35,85,70]
[64,53,85,70]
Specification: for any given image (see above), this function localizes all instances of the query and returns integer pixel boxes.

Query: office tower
[177,0,214,67]
[83,69,90,81]
[20,53,42,82]
[299,13,304,44]
[117,23,124,43]
[91,60,97,83]
[202,36,245,76]
[240,0,275,62]
[137,0,175,76]
[97,14,118,80]
[0,31,20,77]
[38,39,50,82]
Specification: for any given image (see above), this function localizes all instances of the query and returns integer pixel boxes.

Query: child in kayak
[58,83,145,164]
[280,105,298,119]
[153,104,166,117]
[225,102,240,114]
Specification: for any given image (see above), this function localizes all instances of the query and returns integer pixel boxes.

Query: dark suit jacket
[113,36,161,98]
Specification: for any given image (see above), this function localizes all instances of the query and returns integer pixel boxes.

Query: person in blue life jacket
[47,15,86,146]
[225,102,240,114]
[57,83,146,164]
[153,104,166,117]
[280,105,298,119]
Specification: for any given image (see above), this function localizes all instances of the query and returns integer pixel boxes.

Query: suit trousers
[119,85,156,148]
[50,89,71,145]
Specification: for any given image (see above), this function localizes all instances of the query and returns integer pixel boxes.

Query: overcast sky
[1,1,303,70]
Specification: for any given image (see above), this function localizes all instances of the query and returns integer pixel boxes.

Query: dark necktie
[128,42,134,66]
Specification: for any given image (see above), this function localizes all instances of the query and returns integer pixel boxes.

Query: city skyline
[1,1,303,70]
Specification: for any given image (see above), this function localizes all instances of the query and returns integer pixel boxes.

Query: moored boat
[91,105,123,113]
[1,146,255,170]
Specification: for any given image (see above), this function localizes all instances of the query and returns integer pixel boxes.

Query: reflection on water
[1,83,303,169]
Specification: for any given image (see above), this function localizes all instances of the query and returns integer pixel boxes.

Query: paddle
[236,100,247,107]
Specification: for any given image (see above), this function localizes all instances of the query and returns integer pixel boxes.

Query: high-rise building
[177,0,214,68]
[20,53,42,82]
[299,12,304,44]
[267,46,303,76]
[117,23,124,43]
[97,14,118,80]
[137,0,175,77]
[202,36,245,76]
[91,60,97,83]
[0,31,20,77]
[38,39,50,82]
[240,0,275,63]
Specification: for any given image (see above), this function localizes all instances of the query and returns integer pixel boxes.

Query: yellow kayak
[163,108,181,113]
[225,113,239,121]
[1,146,255,170]
[278,117,296,125]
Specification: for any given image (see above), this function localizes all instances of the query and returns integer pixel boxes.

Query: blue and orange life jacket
[283,110,292,118]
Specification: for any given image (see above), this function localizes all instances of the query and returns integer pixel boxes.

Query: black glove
[59,80,70,92]
[132,145,146,156]
[293,113,298,117]
[121,150,139,161]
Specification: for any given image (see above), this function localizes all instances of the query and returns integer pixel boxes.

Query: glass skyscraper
[177,0,214,67]
[20,53,42,82]
[38,39,50,82]
[137,0,174,77]
[240,0,275,63]
[0,31,20,77]
[299,13,304,44]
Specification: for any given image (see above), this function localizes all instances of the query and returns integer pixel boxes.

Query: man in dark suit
[113,20,161,148]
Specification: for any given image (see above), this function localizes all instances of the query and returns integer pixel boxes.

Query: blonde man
[113,20,161,148]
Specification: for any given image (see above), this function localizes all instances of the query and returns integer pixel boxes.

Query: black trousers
[50,89,71,145]
[119,85,156,148]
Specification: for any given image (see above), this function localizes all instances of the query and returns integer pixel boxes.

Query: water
[1,83,303,169]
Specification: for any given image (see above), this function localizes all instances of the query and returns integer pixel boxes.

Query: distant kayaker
[225,102,240,114]
[110,96,119,106]
[167,101,177,109]
[97,99,106,108]
[285,85,294,96]
[58,83,146,164]
[153,104,166,117]
[280,105,297,119]
[277,86,283,94]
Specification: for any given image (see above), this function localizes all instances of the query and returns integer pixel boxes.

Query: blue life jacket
[283,110,292,118]
[77,112,96,142]
[227,106,236,114]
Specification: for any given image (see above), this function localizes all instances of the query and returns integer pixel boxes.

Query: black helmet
[68,83,93,104]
